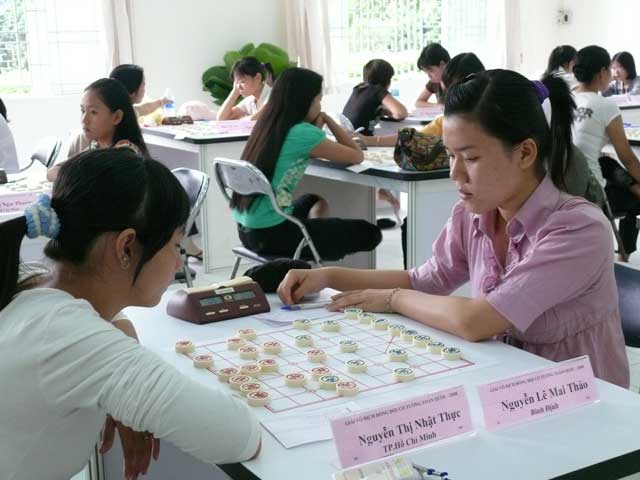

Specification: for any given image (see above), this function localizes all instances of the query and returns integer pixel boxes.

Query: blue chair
[614,262,640,347]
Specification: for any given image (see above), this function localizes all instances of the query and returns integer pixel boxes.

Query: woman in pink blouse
[278,69,629,388]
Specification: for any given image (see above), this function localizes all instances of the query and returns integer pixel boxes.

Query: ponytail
[541,73,575,191]
[231,57,276,86]
[445,69,576,191]
[263,62,275,87]
[0,216,27,310]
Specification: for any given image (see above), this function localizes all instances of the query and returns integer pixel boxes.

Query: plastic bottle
[163,88,176,117]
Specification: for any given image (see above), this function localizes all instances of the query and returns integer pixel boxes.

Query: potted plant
[202,42,296,105]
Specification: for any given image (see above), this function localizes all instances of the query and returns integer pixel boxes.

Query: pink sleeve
[486,203,611,332]
[409,202,470,295]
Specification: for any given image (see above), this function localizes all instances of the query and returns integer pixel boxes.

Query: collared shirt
[409,176,629,387]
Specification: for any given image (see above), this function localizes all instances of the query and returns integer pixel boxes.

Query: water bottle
[163,88,176,117]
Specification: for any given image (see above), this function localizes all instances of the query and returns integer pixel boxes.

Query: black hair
[109,64,145,95]
[0,148,190,310]
[441,53,485,89]
[230,67,323,212]
[612,51,637,80]
[85,78,149,156]
[573,46,611,84]
[544,45,577,76]
[445,69,576,191]
[363,59,394,87]
[0,97,7,121]
[231,56,276,87]
[417,43,450,70]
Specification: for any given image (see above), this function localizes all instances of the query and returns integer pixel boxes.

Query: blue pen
[281,301,330,311]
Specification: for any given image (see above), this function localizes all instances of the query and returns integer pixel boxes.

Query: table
[101,290,640,480]
[144,121,457,273]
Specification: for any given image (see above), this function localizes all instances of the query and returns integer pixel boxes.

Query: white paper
[254,306,338,324]
[261,403,357,449]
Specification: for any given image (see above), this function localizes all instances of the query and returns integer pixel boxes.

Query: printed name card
[477,355,599,431]
[329,385,473,468]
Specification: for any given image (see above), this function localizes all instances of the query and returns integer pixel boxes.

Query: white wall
[516,0,640,78]
[129,0,287,109]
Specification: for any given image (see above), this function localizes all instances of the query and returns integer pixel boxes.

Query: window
[328,0,501,96]
[329,0,443,84]
[0,0,106,96]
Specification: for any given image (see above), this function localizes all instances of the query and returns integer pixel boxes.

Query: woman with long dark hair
[603,51,640,96]
[278,69,629,388]
[231,67,381,260]
[50,78,149,180]
[573,45,640,257]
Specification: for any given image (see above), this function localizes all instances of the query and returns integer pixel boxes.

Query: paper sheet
[261,403,357,448]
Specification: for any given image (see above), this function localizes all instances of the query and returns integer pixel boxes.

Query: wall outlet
[557,9,571,24]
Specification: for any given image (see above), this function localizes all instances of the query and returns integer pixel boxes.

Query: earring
[121,256,130,270]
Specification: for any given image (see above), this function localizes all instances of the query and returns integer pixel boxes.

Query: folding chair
[172,168,209,287]
[20,136,62,171]
[213,157,324,279]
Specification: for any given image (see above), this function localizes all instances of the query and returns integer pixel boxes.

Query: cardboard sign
[330,385,472,468]
[477,355,599,431]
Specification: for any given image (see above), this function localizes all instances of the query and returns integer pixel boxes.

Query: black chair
[171,168,209,287]
[20,136,62,171]
[614,262,640,347]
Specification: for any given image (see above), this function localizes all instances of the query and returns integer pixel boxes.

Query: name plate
[477,356,599,431]
[330,385,472,468]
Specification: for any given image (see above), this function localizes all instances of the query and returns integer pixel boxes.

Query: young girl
[110,63,171,116]
[231,67,382,260]
[603,51,640,97]
[543,45,578,90]
[216,56,274,121]
[573,45,640,256]
[415,43,450,107]
[0,149,261,479]
[342,59,408,136]
[277,69,629,388]
[51,78,148,180]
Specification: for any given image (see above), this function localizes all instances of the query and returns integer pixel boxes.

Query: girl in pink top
[277,69,629,387]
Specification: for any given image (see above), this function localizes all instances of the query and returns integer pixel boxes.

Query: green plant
[202,42,297,106]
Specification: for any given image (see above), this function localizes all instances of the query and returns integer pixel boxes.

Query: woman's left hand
[328,289,394,313]
[99,415,160,480]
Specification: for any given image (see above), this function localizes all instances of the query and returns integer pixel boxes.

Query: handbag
[393,127,449,171]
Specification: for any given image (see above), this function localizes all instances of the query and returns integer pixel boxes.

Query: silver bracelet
[385,288,401,313]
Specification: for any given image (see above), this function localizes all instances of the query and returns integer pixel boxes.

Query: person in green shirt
[231,67,382,260]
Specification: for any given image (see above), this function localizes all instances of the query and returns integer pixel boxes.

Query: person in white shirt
[544,45,579,91]
[0,148,261,480]
[216,56,273,121]
[573,45,640,256]
[0,98,19,173]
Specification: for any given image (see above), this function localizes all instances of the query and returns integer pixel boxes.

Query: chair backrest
[31,136,62,168]
[614,262,640,347]
[171,167,209,232]
[212,157,279,206]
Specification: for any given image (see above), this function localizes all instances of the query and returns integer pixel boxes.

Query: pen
[354,127,365,133]
[281,301,330,311]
